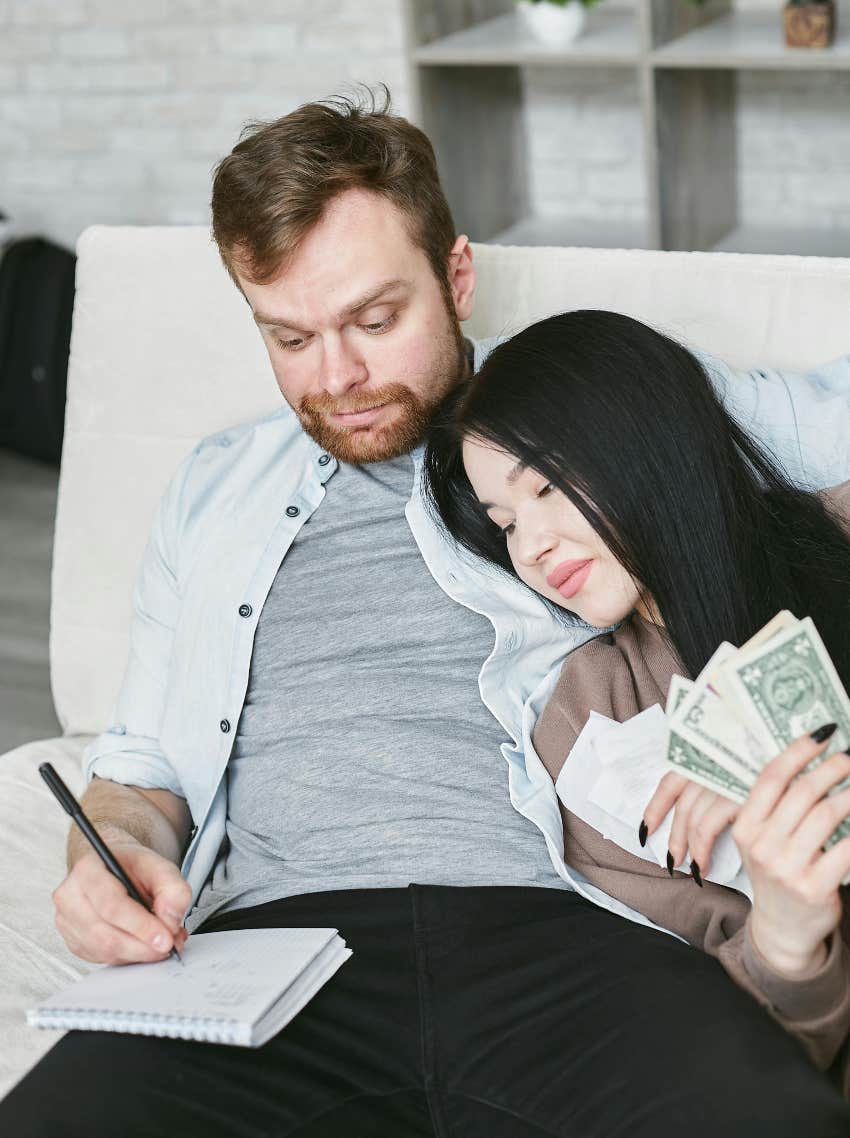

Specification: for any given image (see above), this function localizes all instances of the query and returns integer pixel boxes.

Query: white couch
[2,226,850,1099]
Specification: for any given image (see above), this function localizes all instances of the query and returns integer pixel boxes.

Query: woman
[424,309,850,1092]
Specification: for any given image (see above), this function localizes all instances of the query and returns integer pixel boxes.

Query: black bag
[0,237,76,466]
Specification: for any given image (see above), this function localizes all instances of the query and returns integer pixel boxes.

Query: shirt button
[238,603,252,618]
[318,454,331,466]
[220,719,231,733]
[285,505,300,518]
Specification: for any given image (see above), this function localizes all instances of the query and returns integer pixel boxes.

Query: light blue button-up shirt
[83,337,850,934]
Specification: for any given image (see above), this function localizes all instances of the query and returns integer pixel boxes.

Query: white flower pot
[516,1,587,46]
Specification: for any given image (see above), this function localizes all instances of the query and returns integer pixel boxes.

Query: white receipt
[555,707,752,900]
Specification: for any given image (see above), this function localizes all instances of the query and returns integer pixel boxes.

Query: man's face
[237,188,474,463]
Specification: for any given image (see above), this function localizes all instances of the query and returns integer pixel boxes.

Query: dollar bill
[719,616,850,753]
[669,644,766,785]
[717,615,850,849]
[665,676,750,804]
[735,610,798,659]
[706,610,797,706]
[671,684,765,785]
[710,612,803,754]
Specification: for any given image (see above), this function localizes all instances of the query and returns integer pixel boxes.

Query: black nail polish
[691,861,704,888]
[666,850,675,877]
[638,819,648,847]
[811,723,838,743]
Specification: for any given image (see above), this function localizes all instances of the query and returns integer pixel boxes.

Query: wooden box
[783,1,836,48]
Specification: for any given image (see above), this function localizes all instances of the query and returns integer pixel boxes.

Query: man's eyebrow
[340,279,411,318]
[479,461,526,510]
[252,279,411,330]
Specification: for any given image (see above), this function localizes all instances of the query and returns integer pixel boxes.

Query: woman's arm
[717,915,850,1077]
[721,732,850,1074]
[645,728,850,1076]
[732,731,850,976]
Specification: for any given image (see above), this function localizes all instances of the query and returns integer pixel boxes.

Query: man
[4,89,850,1136]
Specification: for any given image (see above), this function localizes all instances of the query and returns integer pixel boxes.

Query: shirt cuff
[742,918,849,1023]
[85,752,185,799]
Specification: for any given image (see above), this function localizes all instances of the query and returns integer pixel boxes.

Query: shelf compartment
[651,10,850,71]
[414,9,641,68]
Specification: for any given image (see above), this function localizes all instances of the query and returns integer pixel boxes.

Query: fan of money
[666,611,850,854]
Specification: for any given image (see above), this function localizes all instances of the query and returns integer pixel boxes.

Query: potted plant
[783,0,836,48]
[515,0,602,47]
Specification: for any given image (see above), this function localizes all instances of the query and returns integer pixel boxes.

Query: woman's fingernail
[666,850,675,877]
[691,861,704,888]
[153,933,169,951]
[638,819,648,847]
[811,723,838,743]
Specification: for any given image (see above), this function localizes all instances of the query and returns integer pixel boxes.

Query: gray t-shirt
[192,452,565,927]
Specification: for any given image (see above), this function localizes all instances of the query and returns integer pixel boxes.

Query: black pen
[38,762,183,965]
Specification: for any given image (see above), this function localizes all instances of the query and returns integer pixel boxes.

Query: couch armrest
[0,736,96,1099]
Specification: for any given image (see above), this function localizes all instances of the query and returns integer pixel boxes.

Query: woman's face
[462,436,649,628]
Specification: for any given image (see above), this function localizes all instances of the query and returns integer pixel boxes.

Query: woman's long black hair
[423,309,850,683]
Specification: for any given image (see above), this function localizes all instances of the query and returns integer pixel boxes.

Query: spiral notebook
[27,927,351,1047]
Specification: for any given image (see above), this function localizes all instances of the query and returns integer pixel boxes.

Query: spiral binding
[27,1007,244,1045]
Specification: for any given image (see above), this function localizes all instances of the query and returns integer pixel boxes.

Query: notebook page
[252,938,353,1047]
[32,928,338,1027]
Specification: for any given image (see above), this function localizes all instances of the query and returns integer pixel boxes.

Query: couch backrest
[51,226,850,737]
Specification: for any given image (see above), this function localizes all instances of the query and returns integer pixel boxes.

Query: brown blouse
[532,480,850,1096]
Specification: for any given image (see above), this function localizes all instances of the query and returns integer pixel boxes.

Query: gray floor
[0,447,62,755]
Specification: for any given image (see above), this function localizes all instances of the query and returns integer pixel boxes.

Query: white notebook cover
[27,927,352,1047]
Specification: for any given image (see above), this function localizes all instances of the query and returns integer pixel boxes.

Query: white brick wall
[0,0,413,250]
[523,0,850,236]
[2,0,849,251]
[737,68,850,231]
[523,65,646,226]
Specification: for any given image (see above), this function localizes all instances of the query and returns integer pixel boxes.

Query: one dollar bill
[665,676,749,804]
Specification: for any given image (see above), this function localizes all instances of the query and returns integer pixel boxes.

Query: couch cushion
[51,228,850,741]
[0,736,95,1098]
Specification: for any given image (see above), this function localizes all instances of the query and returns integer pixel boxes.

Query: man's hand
[54,836,191,964]
[57,779,193,964]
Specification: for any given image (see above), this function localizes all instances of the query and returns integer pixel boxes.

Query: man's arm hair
[67,777,193,871]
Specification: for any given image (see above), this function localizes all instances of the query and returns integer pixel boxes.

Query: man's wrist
[67,821,141,870]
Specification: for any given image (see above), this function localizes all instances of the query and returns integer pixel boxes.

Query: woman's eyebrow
[479,462,526,510]
[506,461,526,485]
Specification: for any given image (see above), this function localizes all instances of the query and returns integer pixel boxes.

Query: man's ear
[448,235,475,322]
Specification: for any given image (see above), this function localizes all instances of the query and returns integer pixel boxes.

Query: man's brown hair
[211,86,457,298]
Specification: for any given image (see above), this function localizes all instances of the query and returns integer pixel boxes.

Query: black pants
[4,885,850,1137]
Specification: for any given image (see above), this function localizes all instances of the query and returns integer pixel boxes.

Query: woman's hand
[643,771,739,879]
[732,729,850,978]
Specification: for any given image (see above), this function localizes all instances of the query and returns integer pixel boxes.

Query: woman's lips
[547,558,594,600]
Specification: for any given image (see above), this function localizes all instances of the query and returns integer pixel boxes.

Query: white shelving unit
[650,8,850,69]
[406,0,850,255]
[414,6,641,66]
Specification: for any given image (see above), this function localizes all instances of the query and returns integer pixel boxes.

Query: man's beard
[294,310,468,465]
